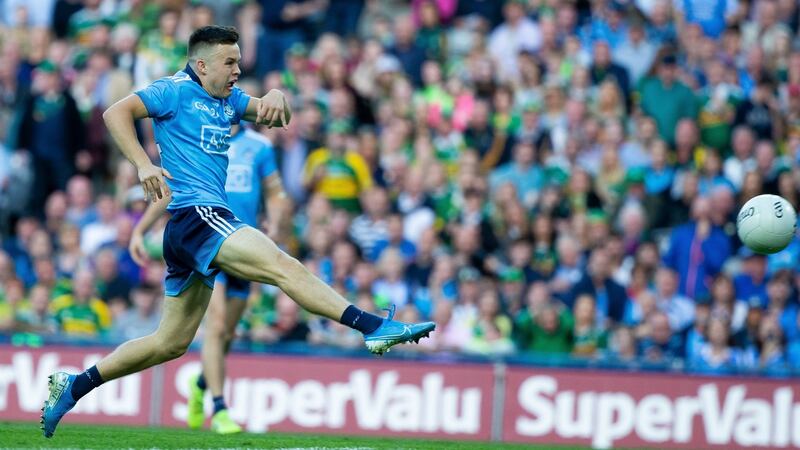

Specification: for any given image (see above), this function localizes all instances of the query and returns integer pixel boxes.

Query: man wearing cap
[638,53,698,146]
[280,43,309,92]
[17,60,86,215]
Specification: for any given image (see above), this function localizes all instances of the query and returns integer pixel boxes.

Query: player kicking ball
[129,118,285,434]
[41,25,434,438]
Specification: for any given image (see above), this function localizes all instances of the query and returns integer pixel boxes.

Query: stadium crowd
[0,0,800,375]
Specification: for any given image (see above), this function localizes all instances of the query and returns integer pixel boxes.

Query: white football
[737,194,797,254]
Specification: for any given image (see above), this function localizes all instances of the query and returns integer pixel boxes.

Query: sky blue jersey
[135,65,251,212]
[225,128,277,227]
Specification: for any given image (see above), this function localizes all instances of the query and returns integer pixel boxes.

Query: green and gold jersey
[51,295,112,337]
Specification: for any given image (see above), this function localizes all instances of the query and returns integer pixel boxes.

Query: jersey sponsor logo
[200,125,231,154]
[194,101,219,118]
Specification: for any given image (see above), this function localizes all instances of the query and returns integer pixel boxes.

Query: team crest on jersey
[194,101,219,118]
[224,103,234,118]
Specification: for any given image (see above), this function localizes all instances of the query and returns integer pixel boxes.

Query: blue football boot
[364,305,436,355]
[41,372,77,438]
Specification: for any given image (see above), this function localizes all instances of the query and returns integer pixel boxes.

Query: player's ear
[196,59,206,75]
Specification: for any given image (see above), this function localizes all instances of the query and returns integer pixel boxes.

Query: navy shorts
[163,206,247,297]
[215,272,251,300]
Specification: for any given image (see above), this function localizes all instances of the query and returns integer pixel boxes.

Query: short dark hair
[188,25,239,58]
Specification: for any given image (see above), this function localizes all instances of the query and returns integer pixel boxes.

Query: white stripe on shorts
[195,206,229,237]
[211,209,237,234]
[201,206,236,234]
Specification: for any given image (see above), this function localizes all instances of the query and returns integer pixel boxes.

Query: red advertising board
[4,344,798,449]
[0,346,152,425]
[158,353,495,440]
[504,367,800,449]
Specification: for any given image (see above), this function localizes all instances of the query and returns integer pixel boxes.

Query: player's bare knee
[154,334,191,361]
[208,319,227,337]
[160,340,190,361]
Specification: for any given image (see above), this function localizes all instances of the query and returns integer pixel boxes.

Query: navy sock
[196,374,207,391]
[340,305,383,334]
[213,396,226,414]
[70,365,104,401]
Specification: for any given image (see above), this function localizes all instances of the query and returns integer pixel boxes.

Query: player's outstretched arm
[243,89,291,128]
[103,95,173,201]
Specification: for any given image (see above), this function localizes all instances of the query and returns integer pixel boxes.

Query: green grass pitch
[0,422,596,449]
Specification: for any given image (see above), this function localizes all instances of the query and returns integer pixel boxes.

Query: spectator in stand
[388,14,427,87]
[372,248,411,308]
[608,325,637,361]
[303,123,374,213]
[590,40,631,99]
[675,0,741,39]
[723,126,756,191]
[249,291,311,344]
[691,314,741,373]
[652,267,696,332]
[765,270,798,341]
[369,213,416,263]
[94,248,132,309]
[51,269,111,338]
[64,176,96,229]
[487,1,541,82]
[489,140,544,209]
[0,277,24,331]
[418,299,470,352]
[685,300,712,361]
[572,293,608,357]
[17,60,85,215]
[569,246,628,326]
[514,295,574,355]
[734,76,783,141]
[349,186,390,257]
[662,196,731,299]
[15,283,56,334]
[752,314,788,372]
[613,19,656,85]
[639,53,697,146]
[735,247,769,307]
[464,290,514,355]
[639,310,685,363]
[111,283,160,341]
[709,274,747,332]
[80,194,118,255]
[133,9,186,88]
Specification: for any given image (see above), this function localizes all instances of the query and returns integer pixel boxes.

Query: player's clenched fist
[256,89,291,129]
[138,163,173,201]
